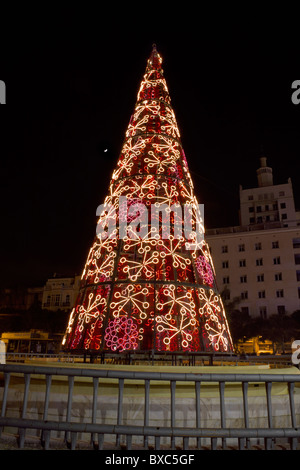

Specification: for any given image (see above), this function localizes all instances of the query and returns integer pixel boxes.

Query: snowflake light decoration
[62,45,233,355]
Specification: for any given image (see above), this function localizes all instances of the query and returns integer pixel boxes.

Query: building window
[298,287,300,299]
[223,290,230,301]
[241,291,248,300]
[240,275,247,283]
[258,290,265,298]
[277,305,285,315]
[257,216,263,223]
[248,207,254,213]
[294,254,300,265]
[54,294,61,306]
[241,307,249,315]
[256,206,262,213]
[292,238,300,249]
[280,202,286,209]
[257,274,264,282]
[256,258,263,266]
[222,245,228,253]
[249,217,255,224]
[238,244,245,252]
[276,289,284,298]
[275,273,282,281]
[279,191,285,197]
[223,276,230,284]
[255,242,262,250]
[282,213,287,220]
[65,294,70,306]
[222,261,229,269]
[273,257,281,265]
[259,306,267,319]
[296,270,300,282]
[248,195,253,201]
[239,259,246,267]
[272,241,279,249]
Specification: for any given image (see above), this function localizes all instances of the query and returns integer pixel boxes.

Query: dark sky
[0,8,299,287]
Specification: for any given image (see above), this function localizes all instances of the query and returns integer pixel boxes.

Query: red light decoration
[62,45,233,354]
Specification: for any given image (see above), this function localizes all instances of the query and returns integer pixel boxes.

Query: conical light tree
[62,45,233,355]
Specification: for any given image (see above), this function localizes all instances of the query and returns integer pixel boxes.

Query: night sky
[0,9,299,287]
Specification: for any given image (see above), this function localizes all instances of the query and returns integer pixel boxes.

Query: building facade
[42,274,80,311]
[206,158,300,318]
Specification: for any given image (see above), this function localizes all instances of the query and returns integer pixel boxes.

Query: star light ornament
[62,45,233,355]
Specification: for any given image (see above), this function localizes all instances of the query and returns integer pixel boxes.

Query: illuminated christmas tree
[62,45,233,355]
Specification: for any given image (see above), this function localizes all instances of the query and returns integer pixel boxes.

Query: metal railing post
[265,381,273,450]
[195,380,201,449]
[18,373,31,448]
[116,378,124,448]
[219,381,226,449]
[0,372,10,438]
[241,381,250,449]
[288,381,297,450]
[170,380,176,449]
[65,375,74,443]
[41,374,52,448]
[144,379,150,449]
[92,377,99,446]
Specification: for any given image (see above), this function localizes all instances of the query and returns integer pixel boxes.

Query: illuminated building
[42,275,80,311]
[62,45,233,354]
[206,157,300,317]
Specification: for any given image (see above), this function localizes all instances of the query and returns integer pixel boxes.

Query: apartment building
[42,274,81,311]
[206,157,300,317]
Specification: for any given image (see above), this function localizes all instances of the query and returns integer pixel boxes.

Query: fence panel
[0,363,300,450]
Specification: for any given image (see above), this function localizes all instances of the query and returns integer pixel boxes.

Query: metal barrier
[0,363,300,450]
